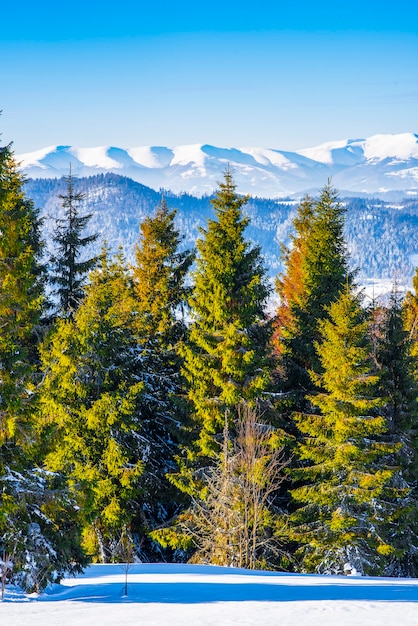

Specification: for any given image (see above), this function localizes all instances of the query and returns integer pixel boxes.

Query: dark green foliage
[0,142,86,592]
[130,201,194,558]
[49,169,98,318]
[133,197,194,348]
[0,467,87,592]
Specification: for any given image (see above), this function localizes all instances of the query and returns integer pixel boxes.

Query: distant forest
[25,173,418,288]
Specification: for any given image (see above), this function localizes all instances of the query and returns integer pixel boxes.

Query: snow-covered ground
[2,563,418,625]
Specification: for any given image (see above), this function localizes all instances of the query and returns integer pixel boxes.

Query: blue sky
[1,1,417,153]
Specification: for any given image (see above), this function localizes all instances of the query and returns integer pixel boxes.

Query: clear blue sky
[1,1,417,153]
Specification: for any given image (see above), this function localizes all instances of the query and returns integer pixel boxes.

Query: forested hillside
[24,174,418,288]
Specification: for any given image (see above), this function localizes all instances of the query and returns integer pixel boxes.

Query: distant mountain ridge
[18,133,418,198]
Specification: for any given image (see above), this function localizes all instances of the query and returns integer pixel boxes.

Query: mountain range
[18,133,418,198]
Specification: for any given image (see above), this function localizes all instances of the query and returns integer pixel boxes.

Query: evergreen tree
[0,142,84,590]
[290,288,407,575]
[1,467,86,592]
[132,197,194,347]
[38,249,144,561]
[130,200,194,556]
[170,169,271,498]
[273,183,351,398]
[272,195,314,409]
[373,288,418,575]
[0,143,44,444]
[49,169,98,319]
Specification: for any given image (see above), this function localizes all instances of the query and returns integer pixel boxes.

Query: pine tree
[49,169,98,319]
[290,288,407,575]
[38,249,144,561]
[170,169,271,499]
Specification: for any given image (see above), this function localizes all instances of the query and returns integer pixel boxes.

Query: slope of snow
[363,133,418,161]
[71,147,124,170]
[297,133,418,166]
[16,133,418,197]
[239,147,298,170]
[17,145,66,168]
[171,144,209,167]
[127,146,174,169]
[17,145,82,172]
[297,138,366,166]
[2,563,418,626]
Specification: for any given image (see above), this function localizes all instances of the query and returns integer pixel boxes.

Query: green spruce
[39,248,144,561]
[49,169,98,319]
[291,288,406,575]
[274,183,351,399]
[175,169,271,491]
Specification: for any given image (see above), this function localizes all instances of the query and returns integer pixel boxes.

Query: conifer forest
[1,140,418,594]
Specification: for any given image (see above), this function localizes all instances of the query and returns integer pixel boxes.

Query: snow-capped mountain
[17,133,418,197]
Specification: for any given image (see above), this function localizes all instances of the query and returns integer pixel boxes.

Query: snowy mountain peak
[17,133,418,197]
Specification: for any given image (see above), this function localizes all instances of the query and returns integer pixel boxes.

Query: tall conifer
[290,288,407,575]
[0,143,44,444]
[172,170,271,496]
[0,142,84,589]
[130,200,194,554]
[39,249,144,561]
[373,288,418,575]
[49,169,98,319]
[273,183,350,399]
[133,197,194,347]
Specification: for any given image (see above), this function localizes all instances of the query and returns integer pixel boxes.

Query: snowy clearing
[2,563,418,626]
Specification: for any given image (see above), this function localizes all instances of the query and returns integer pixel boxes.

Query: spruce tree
[171,169,271,497]
[49,169,98,319]
[133,197,194,347]
[39,249,144,561]
[290,288,407,575]
[273,195,314,401]
[373,288,418,575]
[0,142,84,589]
[273,183,351,399]
[130,200,194,555]
[0,143,44,444]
